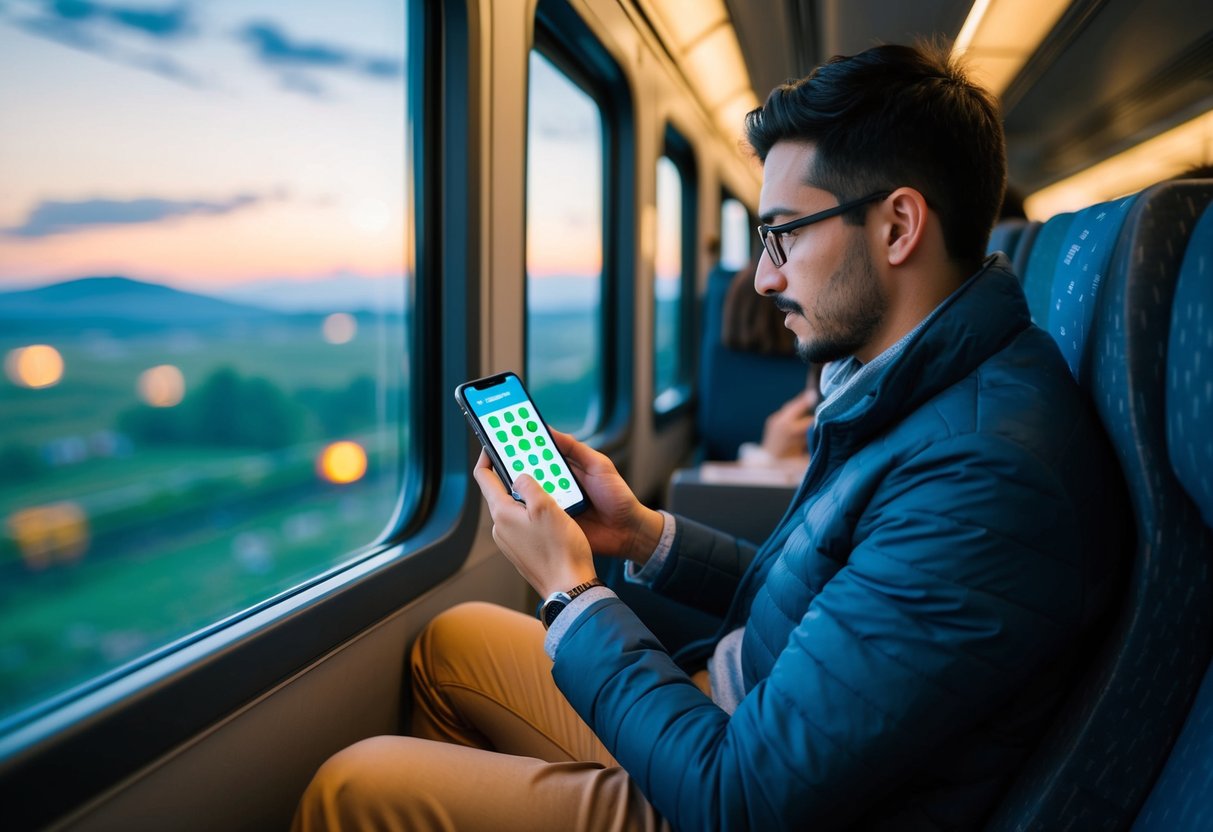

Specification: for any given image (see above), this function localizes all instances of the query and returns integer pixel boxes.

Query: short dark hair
[744,43,1006,270]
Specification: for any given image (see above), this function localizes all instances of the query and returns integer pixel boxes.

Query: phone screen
[457,373,588,514]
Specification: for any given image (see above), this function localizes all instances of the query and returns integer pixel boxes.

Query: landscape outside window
[0,1,410,726]
[525,50,605,436]
[653,154,683,410]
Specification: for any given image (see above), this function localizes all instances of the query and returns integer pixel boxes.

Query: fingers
[512,473,554,517]
[473,451,520,516]
[551,429,612,475]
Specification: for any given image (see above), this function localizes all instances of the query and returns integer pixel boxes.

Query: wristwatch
[538,578,604,629]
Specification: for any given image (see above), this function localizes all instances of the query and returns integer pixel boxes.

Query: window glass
[525,51,603,435]
[720,197,751,272]
[653,156,683,409]
[0,1,411,726]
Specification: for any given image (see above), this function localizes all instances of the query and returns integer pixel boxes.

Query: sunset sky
[0,0,606,299]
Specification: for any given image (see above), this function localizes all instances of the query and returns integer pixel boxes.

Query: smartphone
[455,371,589,515]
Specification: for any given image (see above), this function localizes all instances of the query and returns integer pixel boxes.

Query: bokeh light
[136,364,186,407]
[7,502,90,570]
[4,344,64,389]
[318,441,368,484]
[322,312,358,344]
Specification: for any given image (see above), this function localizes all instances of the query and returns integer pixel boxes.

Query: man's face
[755,141,887,364]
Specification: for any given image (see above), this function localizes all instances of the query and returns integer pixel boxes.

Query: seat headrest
[1047,196,1138,382]
[1167,199,1213,528]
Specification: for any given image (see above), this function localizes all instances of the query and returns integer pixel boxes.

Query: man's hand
[549,430,664,565]
[761,389,817,459]
[473,451,596,598]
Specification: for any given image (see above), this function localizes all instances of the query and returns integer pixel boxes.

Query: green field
[0,318,407,724]
[0,300,673,726]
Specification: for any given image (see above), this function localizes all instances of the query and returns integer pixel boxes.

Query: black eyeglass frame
[757,190,892,267]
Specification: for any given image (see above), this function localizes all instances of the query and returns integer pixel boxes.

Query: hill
[0,276,279,334]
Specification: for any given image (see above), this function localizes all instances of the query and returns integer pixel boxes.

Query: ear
[880,187,929,267]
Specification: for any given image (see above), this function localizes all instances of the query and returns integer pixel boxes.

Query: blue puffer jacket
[553,257,1131,830]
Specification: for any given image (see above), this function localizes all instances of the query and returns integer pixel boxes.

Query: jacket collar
[817,254,1031,444]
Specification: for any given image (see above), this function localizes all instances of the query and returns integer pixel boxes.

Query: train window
[0,1,413,727]
[525,49,605,435]
[654,156,685,408]
[653,128,697,415]
[720,195,751,272]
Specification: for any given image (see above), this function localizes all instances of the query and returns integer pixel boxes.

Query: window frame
[527,0,635,451]
[0,2,484,827]
[652,124,699,424]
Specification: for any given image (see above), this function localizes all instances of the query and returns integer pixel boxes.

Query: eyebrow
[758,207,797,226]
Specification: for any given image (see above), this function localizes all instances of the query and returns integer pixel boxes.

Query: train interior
[2,0,1213,828]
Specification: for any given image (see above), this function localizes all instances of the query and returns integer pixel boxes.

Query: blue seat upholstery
[1021,211,1073,325]
[987,180,1213,830]
[1011,220,1043,279]
[697,268,806,460]
[1132,197,1213,831]
[1047,196,1138,382]
[987,218,1029,260]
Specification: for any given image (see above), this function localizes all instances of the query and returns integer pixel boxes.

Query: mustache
[772,294,804,317]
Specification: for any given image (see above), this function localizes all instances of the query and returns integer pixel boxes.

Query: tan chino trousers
[293,601,706,831]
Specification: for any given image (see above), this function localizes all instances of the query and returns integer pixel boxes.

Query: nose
[754,250,786,296]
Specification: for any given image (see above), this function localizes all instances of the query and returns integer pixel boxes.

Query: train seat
[1046,196,1139,381]
[1011,220,1043,280]
[987,218,1030,260]
[987,180,1213,830]
[1020,211,1074,325]
[696,266,807,461]
[1131,196,1213,831]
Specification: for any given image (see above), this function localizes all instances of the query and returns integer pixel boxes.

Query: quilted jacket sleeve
[646,514,761,619]
[552,433,1090,831]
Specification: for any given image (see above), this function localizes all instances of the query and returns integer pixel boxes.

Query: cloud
[5,0,203,86]
[3,192,277,238]
[33,0,193,40]
[238,21,404,96]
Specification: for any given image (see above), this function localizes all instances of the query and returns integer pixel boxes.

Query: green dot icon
[528,454,539,465]
[512,460,524,472]
[503,411,515,423]
[525,421,538,432]
[518,439,532,451]
[487,415,500,428]
[511,425,523,436]
[543,482,555,493]
[495,430,508,442]
[519,407,530,418]
[549,463,561,476]
[542,449,553,461]
[533,469,545,481]
[558,478,570,490]
[534,436,546,447]
[504,445,516,457]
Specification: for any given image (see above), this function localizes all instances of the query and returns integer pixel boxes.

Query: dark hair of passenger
[744,42,1007,271]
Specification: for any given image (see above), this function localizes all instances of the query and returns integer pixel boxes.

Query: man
[295,43,1128,831]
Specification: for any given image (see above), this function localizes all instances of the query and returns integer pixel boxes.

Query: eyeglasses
[756,191,891,267]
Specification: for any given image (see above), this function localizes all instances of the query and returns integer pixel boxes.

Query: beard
[781,234,887,364]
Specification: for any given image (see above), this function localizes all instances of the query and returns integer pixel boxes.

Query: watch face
[541,594,570,628]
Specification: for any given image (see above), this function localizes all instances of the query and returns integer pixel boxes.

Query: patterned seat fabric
[1047,196,1138,381]
[1020,211,1073,325]
[1132,196,1213,831]
[986,180,1213,831]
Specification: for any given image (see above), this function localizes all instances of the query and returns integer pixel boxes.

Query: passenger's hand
[473,451,595,599]
[761,389,817,459]
[550,430,665,566]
